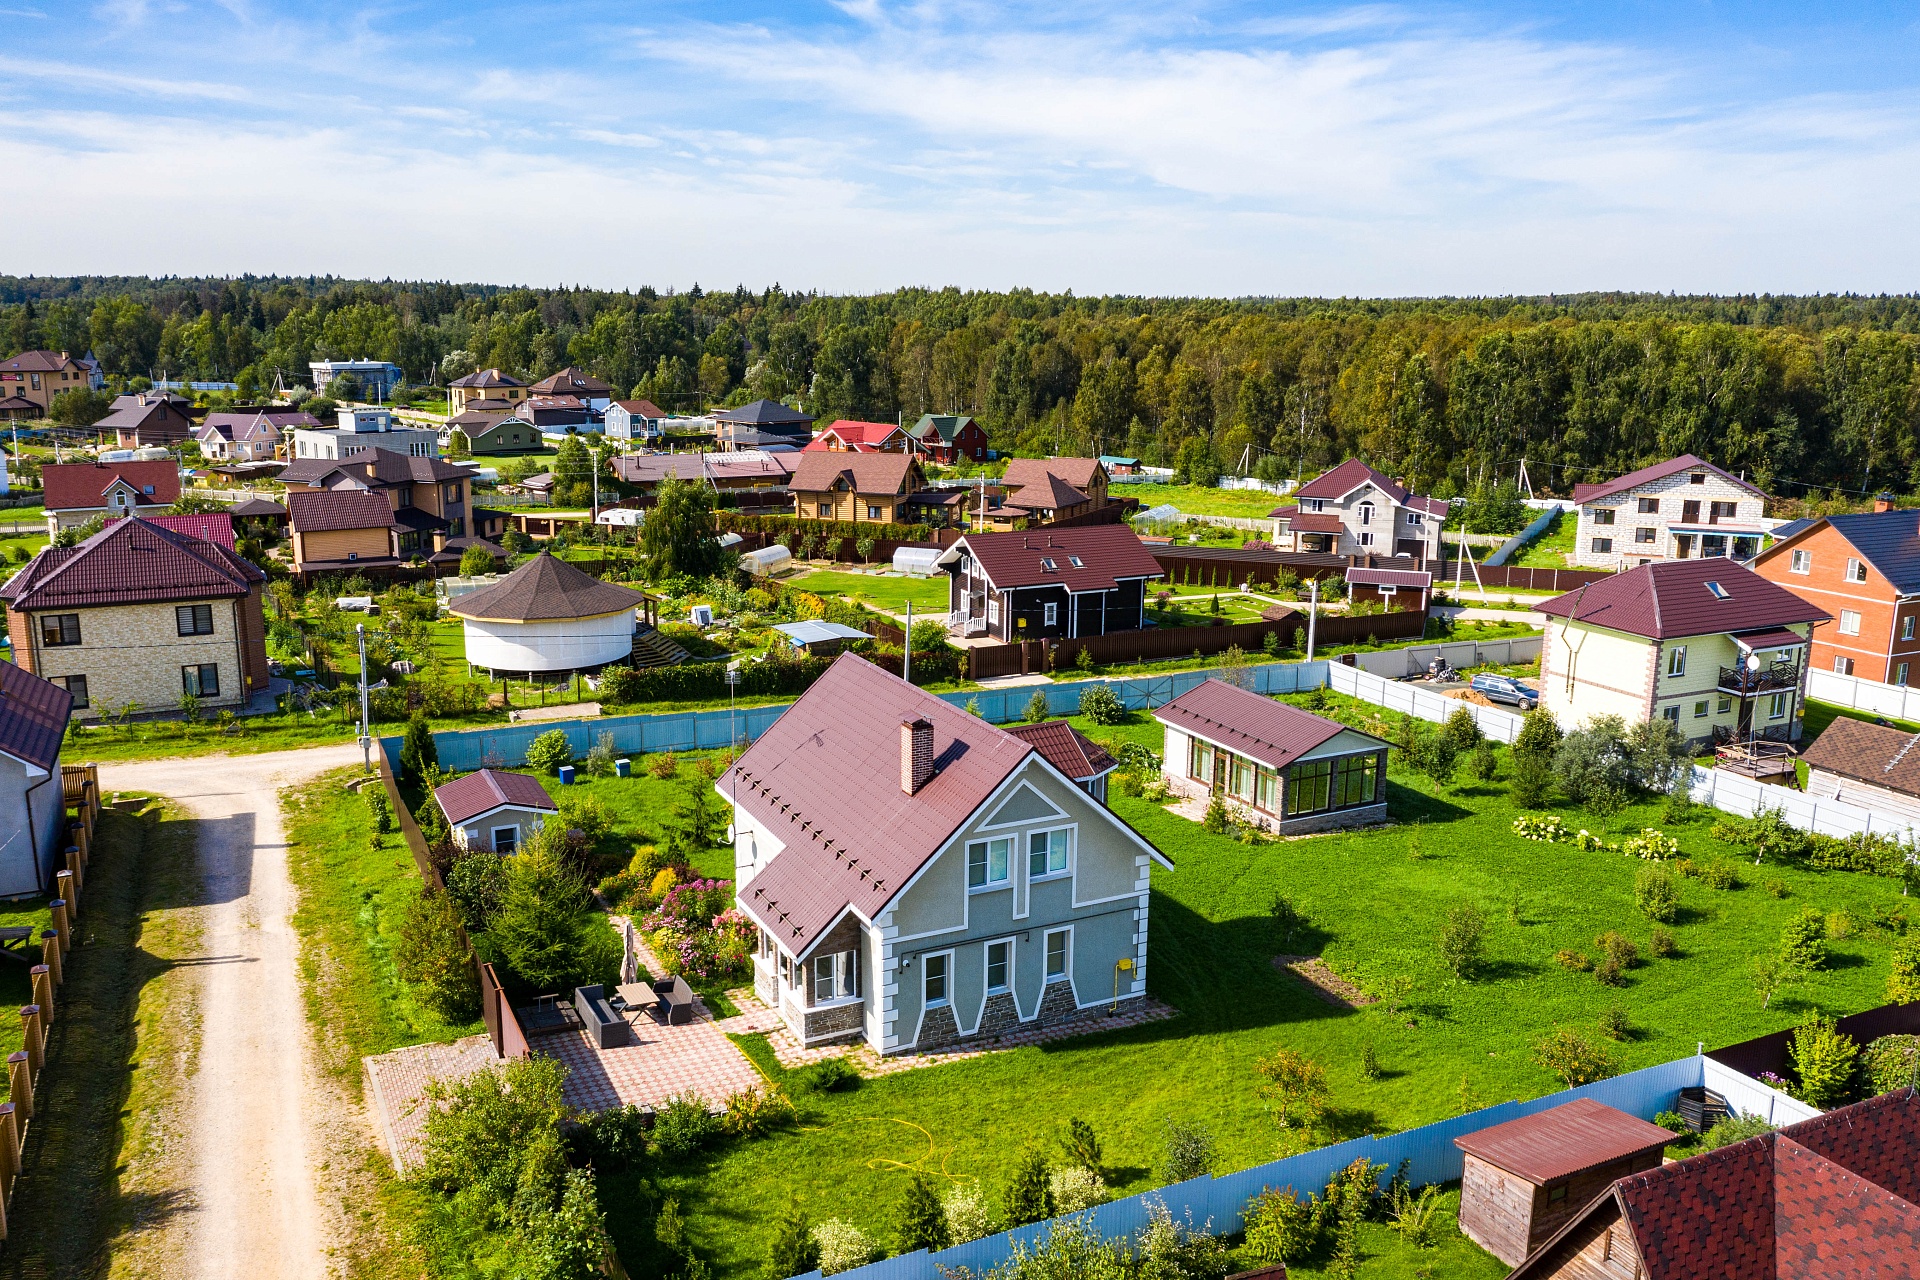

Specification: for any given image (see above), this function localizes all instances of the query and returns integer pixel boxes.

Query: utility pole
[904,599,913,685]
[356,623,372,775]
[1305,578,1318,662]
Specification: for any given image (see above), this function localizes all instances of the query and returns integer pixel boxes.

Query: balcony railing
[1717,662,1799,697]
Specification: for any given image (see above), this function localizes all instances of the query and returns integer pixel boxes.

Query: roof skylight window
[1705,581,1730,599]
[1041,558,1057,570]
[1068,556,1084,567]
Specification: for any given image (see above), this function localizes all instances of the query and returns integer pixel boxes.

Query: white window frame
[1358,502,1374,526]
[491,824,520,854]
[1839,609,1862,636]
[1044,928,1071,982]
[1904,615,1915,641]
[1693,700,1708,718]
[1358,531,1375,547]
[1043,601,1058,626]
[984,938,1013,994]
[1404,512,1419,526]
[1835,655,1854,675]
[1661,705,1680,723]
[1790,549,1811,574]
[1716,695,1732,713]
[923,951,951,1008]
[1667,647,1687,678]
[1028,827,1071,880]
[1899,663,1911,687]
[1847,557,1868,583]
[813,950,859,1005]
[1767,692,1788,720]
[967,837,1011,890]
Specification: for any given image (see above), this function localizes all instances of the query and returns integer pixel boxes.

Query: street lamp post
[356,622,372,775]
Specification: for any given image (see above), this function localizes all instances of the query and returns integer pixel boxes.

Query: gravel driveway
[100,743,363,1278]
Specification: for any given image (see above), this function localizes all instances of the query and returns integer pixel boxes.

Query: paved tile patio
[541,1006,767,1113]
[363,1034,500,1172]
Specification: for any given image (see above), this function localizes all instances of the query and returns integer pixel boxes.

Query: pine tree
[763,1198,821,1280]
[399,712,438,785]
[1002,1146,1056,1227]
[894,1173,950,1255]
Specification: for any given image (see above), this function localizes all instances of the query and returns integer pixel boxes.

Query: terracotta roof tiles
[0,516,262,611]
[434,768,557,826]
[1535,557,1828,640]
[1153,677,1371,770]
[1002,720,1118,782]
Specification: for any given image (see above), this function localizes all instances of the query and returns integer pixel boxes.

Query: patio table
[0,927,37,966]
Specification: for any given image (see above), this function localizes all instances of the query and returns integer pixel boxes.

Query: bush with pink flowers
[643,879,754,982]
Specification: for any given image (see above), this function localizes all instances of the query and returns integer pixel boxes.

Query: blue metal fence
[799,1055,1706,1280]
[381,661,1333,772]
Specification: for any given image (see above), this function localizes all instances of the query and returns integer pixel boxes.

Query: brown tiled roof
[455,397,516,415]
[106,511,235,549]
[1537,558,1829,640]
[1611,1137,1777,1280]
[1002,719,1117,782]
[1773,1136,1920,1276]
[0,659,72,773]
[228,497,288,518]
[448,368,525,389]
[447,551,652,622]
[1154,677,1371,770]
[287,490,402,533]
[42,461,180,512]
[0,396,38,413]
[528,367,611,396]
[1782,1087,1920,1204]
[280,452,469,490]
[1453,1098,1674,1186]
[611,399,667,418]
[1347,567,1432,589]
[1572,453,1764,505]
[1002,472,1092,512]
[948,525,1165,593]
[790,451,921,496]
[1291,459,1449,518]
[612,451,798,485]
[0,350,77,374]
[1798,716,1920,798]
[1001,457,1105,493]
[434,768,557,826]
[1266,505,1345,533]
[95,396,193,434]
[0,516,262,611]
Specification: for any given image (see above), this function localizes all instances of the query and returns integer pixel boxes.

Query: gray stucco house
[722,653,1170,1054]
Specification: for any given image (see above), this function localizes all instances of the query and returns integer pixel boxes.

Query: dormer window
[1705,581,1729,600]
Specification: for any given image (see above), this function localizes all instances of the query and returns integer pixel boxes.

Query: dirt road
[100,743,363,1279]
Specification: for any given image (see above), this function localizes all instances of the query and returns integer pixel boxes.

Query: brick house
[936,524,1165,640]
[1748,502,1920,684]
[1509,1090,1920,1279]
[1536,558,1827,751]
[908,414,990,463]
[1154,677,1390,834]
[722,653,1171,1053]
[1267,459,1446,560]
[42,460,181,535]
[1453,1098,1675,1266]
[790,452,927,525]
[1571,453,1769,568]
[0,516,269,718]
[0,350,93,417]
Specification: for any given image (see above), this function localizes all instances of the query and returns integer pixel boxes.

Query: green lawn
[790,568,952,616]
[1507,511,1574,568]
[632,702,1910,1279]
[1115,484,1285,519]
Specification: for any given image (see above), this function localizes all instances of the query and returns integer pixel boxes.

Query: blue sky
[6,2,1920,295]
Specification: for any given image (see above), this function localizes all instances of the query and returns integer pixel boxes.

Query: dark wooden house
[937,525,1164,641]
[1453,1098,1674,1267]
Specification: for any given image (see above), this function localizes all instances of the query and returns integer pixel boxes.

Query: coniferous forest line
[8,275,1920,498]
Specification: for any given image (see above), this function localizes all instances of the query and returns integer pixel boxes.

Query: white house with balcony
[1570,454,1769,569]
[1265,460,1446,560]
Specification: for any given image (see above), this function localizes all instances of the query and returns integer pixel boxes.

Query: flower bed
[1513,815,1677,860]
[642,878,753,983]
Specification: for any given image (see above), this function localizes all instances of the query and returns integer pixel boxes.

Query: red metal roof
[106,511,235,549]
[1001,473,1092,512]
[0,659,72,773]
[1002,719,1118,781]
[729,654,1037,955]
[528,367,612,396]
[434,768,557,826]
[1535,558,1828,640]
[1296,458,1406,502]
[0,516,262,611]
[1571,453,1765,505]
[948,525,1165,593]
[1347,567,1432,589]
[286,489,402,534]
[448,367,526,389]
[815,420,907,448]
[1267,505,1346,534]
[41,461,180,512]
[1453,1097,1675,1185]
[1153,678,1368,769]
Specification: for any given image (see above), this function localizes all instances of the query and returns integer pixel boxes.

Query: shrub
[1059,1116,1103,1174]
[398,712,438,785]
[1767,877,1791,898]
[1598,1005,1631,1041]
[1702,1113,1775,1150]
[1509,754,1555,808]
[1620,828,1680,860]
[526,729,574,775]
[1555,716,1633,803]
[1471,738,1498,782]
[1439,903,1487,980]
[1890,935,1920,1004]
[1594,956,1625,987]
[445,850,509,933]
[1535,1026,1621,1086]
[488,837,616,992]
[647,750,680,780]
[1159,1118,1217,1184]
[1513,707,1563,763]
[1682,858,1742,890]
[1359,1042,1381,1081]
[1443,705,1482,749]
[1597,930,1639,970]
[1050,1165,1109,1213]
[1779,907,1830,972]
[764,1199,822,1280]
[1390,1183,1441,1249]
[1202,793,1230,834]
[570,1104,649,1170]
[811,1219,878,1275]
[364,786,393,833]
[1789,1015,1860,1108]
[892,1172,950,1255]
[394,886,480,1020]
[1078,683,1125,725]
[1663,785,1698,824]
[652,1092,722,1160]
[802,1056,860,1093]
[723,1084,796,1138]
[1864,1034,1920,1094]
[941,1184,994,1246]
[1002,1146,1055,1226]
[1555,949,1592,971]
[1649,927,1677,958]
[1513,813,1571,842]
[1635,867,1680,923]
[1024,691,1052,723]
[1242,1187,1314,1264]
[582,729,617,779]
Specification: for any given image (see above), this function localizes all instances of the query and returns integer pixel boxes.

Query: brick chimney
[900,718,935,794]
[1876,492,1898,514]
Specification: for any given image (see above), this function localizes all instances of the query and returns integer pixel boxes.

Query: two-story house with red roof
[723,653,1171,1053]
[1267,460,1446,560]
[1572,453,1769,568]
